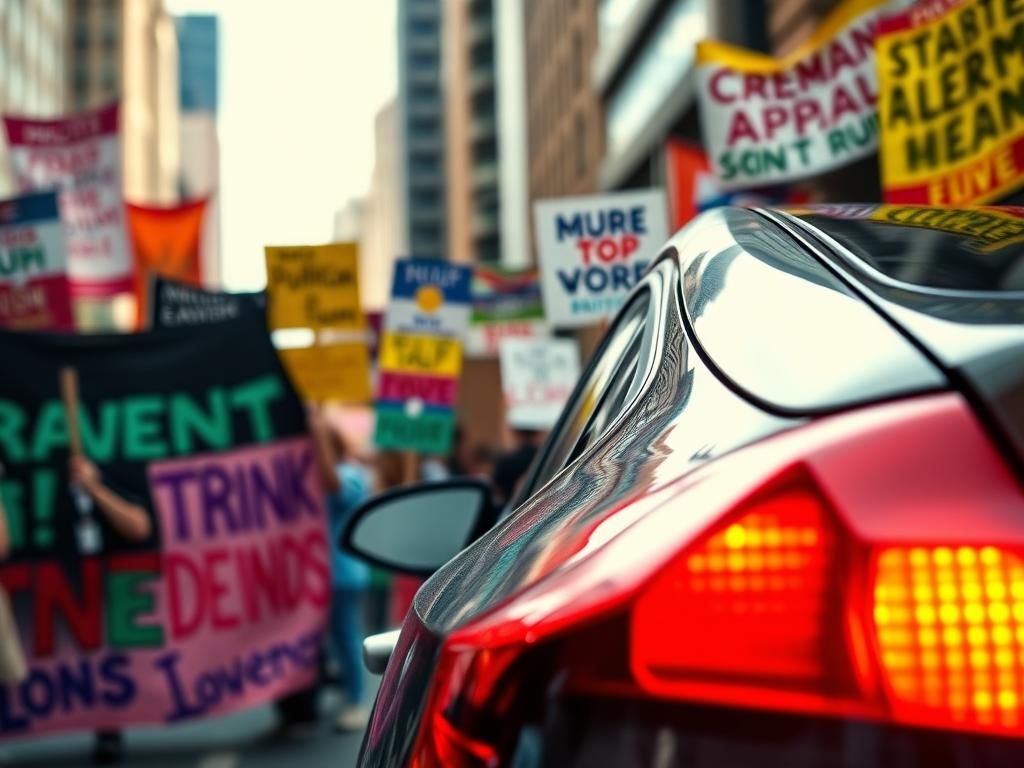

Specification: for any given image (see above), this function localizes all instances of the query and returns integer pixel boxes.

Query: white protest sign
[499,337,581,430]
[534,189,668,329]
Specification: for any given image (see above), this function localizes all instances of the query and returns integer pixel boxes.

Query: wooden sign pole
[60,367,84,457]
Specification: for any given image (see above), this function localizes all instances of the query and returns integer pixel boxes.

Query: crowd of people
[274,411,546,749]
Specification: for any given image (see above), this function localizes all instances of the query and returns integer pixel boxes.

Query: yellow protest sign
[377,331,463,377]
[264,242,362,331]
[878,0,1024,205]
[278,343,372,403]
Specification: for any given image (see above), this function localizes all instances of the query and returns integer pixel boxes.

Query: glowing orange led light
[874,547,1024,729]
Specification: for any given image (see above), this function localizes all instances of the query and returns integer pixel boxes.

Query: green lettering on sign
[374,406,454,455]
[106,570,164,648]
[122,396,168,460]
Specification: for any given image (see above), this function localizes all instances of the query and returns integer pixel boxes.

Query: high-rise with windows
[0,0,68,195]
[525,0,603,201]
[65,0,180,204]
[176,13,221,281]
[443,0,500,265]
[398,0,446,260]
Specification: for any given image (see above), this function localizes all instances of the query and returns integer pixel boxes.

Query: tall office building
[359,100,407,310]
[176,14,221,282]
[525,0,603,201]
[0,0,68,195]
[398,0,446,260]
[64,0,180,204]
[442,0,501,266]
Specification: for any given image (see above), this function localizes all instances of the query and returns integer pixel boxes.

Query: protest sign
[3,103,131,299]
[696,0,890,189]
[499,337,580,430]
[466,266,547,358]
[534,189,668,328]
[664,139,810,229]
[127,199,207,327]
[0,310,328,737]
[149,276,265,329]
[374,258,472,455]
[878,0,1024,205]
[264,243,362,331]
[0,191,73,331]
[278,343,372,404]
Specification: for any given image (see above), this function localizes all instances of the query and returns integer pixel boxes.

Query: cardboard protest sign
[374,258,472,455]
[278,343,373,404]
[466,266,547,358]
[499,337,580,430]
[0,311,329,737]
[264,243,362,331]
[127,199,207,327]
[664,139,811,229]
[0,192,73,331]
[878,0,1024,205]
[534,189,668,329]
[696,0,889,189]
[3,103,131,299]
[149,276,265,329]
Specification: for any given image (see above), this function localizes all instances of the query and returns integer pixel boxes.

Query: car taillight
[632,482,849,694]
[409,395,1024,765]
[874,545,1024,730]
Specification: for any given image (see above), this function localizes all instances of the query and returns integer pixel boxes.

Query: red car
[346,206,1024,767]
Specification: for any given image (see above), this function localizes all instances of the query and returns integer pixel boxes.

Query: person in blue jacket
[309,406,372,732]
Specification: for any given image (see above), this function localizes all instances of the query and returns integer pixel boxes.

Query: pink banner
[0,438,329,735]
[3,103,131,299]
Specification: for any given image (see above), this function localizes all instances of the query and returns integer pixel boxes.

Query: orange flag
[126,198,207,327]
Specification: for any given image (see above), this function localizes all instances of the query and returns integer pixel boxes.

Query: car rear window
[795,207,1024,293]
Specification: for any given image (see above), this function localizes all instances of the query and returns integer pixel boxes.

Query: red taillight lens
[873,546,1024,731]
[633,484,847,692]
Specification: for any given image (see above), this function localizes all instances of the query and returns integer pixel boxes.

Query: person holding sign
[307,405,372,731]
[62,368,151,766]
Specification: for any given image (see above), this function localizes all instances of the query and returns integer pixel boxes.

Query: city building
[333,197,366,243]
[592,0,711,191]
[525,0,604,203]
[591,0,879,200]
[398,0,447,260]
[176,14,221,283]
[177,14,217,112]
[442,0,501,266]
[494,0,529,269]
[66,0,180,204]
[359,99,407,311]
[0,0,68,195]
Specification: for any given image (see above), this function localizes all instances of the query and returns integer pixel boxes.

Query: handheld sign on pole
[499,337,581,431]
[3,103,131,299]
[264,242,371,404]
[0,191,73,331]
[374,258,473,455]
[534,189,668,329]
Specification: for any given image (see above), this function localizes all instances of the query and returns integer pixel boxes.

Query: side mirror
[342,479,497,577]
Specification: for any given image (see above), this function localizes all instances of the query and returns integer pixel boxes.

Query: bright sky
[167,0,397,290]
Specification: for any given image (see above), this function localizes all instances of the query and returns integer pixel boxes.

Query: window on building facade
[575,111,587,181]
[572,28,583,89]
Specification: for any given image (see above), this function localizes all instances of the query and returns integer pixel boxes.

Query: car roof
[782,205,1024,294]
[668,207,945,416]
